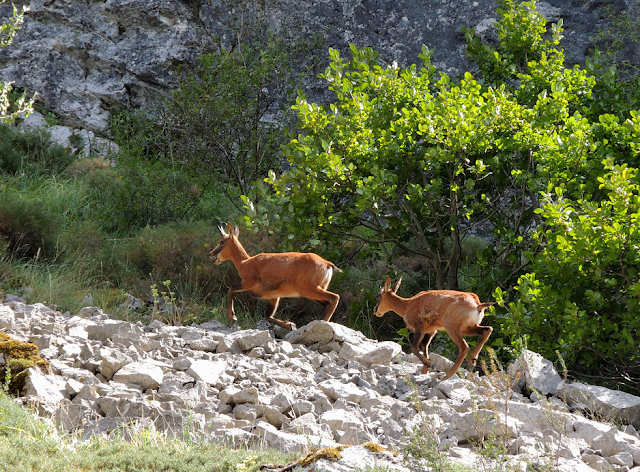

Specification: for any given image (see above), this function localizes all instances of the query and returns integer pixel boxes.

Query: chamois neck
[230,238,251,266]
[385,292,412,318]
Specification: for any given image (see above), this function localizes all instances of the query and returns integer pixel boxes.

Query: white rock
[0,305,15,329]
[112,361,163,390]
[263,406,289,428]
[23,368,66,405]
[230,329,273,352]
[232,387,259,404]
[318,409,365,436]
[255,421,339,453]
[591,429,640,466]
[186,359,226,386]
[508,349,563,396]
[557,381,640,430]
[286,321,367,348]
[297,445,410,472]
[319,379,367,404]
[356,341,402,367]
[86,319,144,342]
[446,409,523,442]
[97,348,133,380]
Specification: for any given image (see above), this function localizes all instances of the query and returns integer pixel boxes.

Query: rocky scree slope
[2,296,640,471]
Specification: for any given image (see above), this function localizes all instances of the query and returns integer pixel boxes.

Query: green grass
[0,392,296,472]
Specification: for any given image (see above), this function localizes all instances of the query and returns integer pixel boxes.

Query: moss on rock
[0,333,50,395]
[298,446,348,467]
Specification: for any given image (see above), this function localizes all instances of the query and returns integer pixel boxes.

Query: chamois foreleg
[465,325,493,369]
[265,298,295,331]
[227,279,258,325]
[444,330,470,380]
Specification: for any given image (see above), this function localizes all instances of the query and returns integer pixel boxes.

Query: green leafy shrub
[0,190,60,260]
[497,159,640,393]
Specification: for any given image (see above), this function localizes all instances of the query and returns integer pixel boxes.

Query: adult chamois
[210,223,341,330]
[375,276,495,379]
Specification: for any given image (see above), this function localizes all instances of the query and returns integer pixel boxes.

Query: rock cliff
[0,0,637,136]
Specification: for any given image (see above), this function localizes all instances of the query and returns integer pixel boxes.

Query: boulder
[186,360,226,386]
[112,361,164,390]
[0,305,15,329]
[255,421,339,454]
[318,379,368,404]
[97,348,133,380]
[508,350,563,396]
[557,381,640,430]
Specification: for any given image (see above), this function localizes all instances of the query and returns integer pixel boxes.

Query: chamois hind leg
[444,330,470,380]
[300,287,340,322]
[464,325,493,370]
[421,331,437,360]
[411,330,431,374]
[265,298,295,331]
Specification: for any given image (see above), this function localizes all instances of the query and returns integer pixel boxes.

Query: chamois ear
[226,222,235,236]
[392,277,402,293]
[233,225,240,238]
[218,224,227,236]
[383,276,391,292]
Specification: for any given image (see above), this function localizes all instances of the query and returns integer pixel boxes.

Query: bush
[0,124,75,176]
[0,124,23,173]
[496,159,640,394]
[122,221,232,303]
[85,162,207,234]
[0,190,60,260]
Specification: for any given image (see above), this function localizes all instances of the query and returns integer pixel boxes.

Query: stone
[23,368,66,405]
[318,409,365,436]
[291,400,315,416]
[271,392,294,413]
[186,360,226,386]
[232,387,259,405]
[446,409,523,442]
[591,430,640,466]
[255,421,339,453]
[508,349,563,396]
[356,341,403,367]
[286,321,367,348]
[318,379,367,404]
[112,361,164,390]
[97,348,133,380]
[557,381,640,430]
[0,305,15,329]
[230,329,273,352]
[86,319,144,342]
[263,406,289,428]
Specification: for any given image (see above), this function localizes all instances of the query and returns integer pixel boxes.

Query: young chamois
[209,223,341,330]
[375,276,495,380]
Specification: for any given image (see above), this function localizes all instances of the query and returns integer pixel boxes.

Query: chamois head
[209,222,239,265]
[374,275,403,317]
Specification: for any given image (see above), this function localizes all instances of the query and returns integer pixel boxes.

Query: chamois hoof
[286,322,297,331]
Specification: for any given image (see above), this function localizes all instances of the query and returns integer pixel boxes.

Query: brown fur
[374,276,495,380]
[209,223,341,330]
